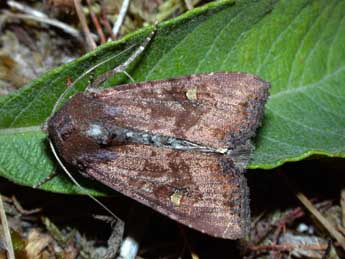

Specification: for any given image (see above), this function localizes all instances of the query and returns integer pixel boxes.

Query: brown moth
[47,72,270,239]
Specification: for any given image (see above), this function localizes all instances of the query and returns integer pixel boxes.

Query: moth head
[47,93,111,166]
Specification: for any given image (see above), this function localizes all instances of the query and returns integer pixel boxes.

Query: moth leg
[32,170,58,189]
[86,21,158,91]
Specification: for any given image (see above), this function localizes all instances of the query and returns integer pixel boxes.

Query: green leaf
[0,0,344,194]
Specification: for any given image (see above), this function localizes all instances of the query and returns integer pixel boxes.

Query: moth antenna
[86,21,158,90]
[49,21,158,120]
[112,21,157,74]
[48,139,120,221]
[48,43,137,120]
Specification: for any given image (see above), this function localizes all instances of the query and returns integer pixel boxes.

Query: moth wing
[46,72,268,238]
[92,72,270,149]
[80,144,250,239]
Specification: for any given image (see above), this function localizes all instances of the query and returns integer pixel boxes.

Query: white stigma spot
[86,124,104,138]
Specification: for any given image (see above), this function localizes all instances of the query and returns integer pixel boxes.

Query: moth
[47,72,270,239]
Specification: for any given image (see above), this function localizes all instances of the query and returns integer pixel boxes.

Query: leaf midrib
[0,126,42,134]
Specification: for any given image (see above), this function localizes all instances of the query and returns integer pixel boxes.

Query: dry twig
[2,11,86,41]
[7,0,46,18]
[117,206,149,259]
[184,0,193,10]
[250,243,328,253]
[112,0,131,39]
[100,3,116,40]
[340,189,345,227]
[73,0,97,50]
[86,0,106,44]
[296,191,345,250]
[0,194,15,259]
